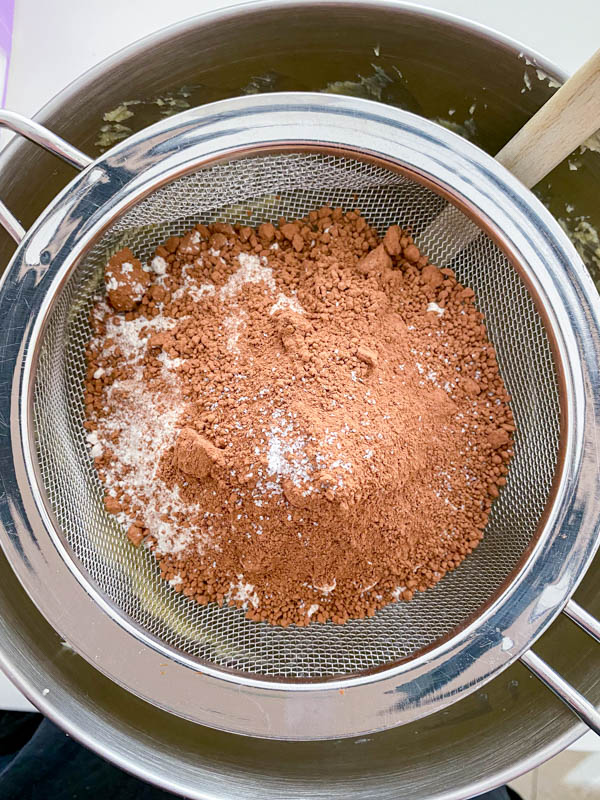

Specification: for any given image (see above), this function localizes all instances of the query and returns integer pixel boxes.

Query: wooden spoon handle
[496,47,600,188]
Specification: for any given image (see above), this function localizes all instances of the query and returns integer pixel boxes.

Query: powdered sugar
[265,412,312,487]
[151,255,168,275]
[89,303,202,555]
[220,252,275,300]
[90,443,104,459]
[171,280,215,303]
[223,311,246,354]
[97,382,196,555]
[188,283,215,302]
[103,311,177,360]
[313,579,336,596]
[228,577,259,609]
[270,293,304,315]
[157,351,184,371]
[427,302,445,316]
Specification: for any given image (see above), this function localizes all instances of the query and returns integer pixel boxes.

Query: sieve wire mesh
[33,153,560,679]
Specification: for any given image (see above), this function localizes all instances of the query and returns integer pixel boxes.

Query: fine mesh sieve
[33,151,560,679]
[4,94,599,739]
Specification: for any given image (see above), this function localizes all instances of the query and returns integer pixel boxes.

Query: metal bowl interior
[0,2,599,798]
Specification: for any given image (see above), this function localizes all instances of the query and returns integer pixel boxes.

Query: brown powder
[103,247,151,312]
[84,208,514,626]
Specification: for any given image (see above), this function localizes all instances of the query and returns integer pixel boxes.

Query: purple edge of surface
[0,0,15,107]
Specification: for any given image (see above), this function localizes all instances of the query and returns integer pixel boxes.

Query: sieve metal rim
[0,93,598,739]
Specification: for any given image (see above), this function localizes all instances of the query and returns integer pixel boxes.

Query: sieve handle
[520,599,600,735]
[0,110,92,243]
[563,599,600,641]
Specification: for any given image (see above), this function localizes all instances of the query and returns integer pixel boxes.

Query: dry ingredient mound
[84,208,514,626]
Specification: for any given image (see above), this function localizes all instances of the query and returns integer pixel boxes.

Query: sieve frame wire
[26,148,565,684]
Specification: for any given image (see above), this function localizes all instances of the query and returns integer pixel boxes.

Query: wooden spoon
[420,48,600,261]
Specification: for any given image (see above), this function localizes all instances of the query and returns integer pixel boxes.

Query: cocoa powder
[84,208,514,626]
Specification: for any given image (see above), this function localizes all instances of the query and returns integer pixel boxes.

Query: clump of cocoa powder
[84,208,514,626]
[103,247,151,311]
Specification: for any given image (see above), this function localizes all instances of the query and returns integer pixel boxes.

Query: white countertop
[1,2,599,754]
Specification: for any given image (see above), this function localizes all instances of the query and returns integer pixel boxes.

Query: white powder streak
[99,386,196,555]
[92,307,203,556]
[427,302,445,317]
[171,281,215,302]
[228,577,259,609]
[223,311,246,353]
[313,579,336,596]
[157,351,183,370]
[189,283,215,302]
[220,252,275,300]
[270,293,304,315]
[151,255,167,275]
[104,313,177,360]
[266,413,312,487]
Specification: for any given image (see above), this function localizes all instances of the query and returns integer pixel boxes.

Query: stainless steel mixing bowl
[0,2,599,797]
